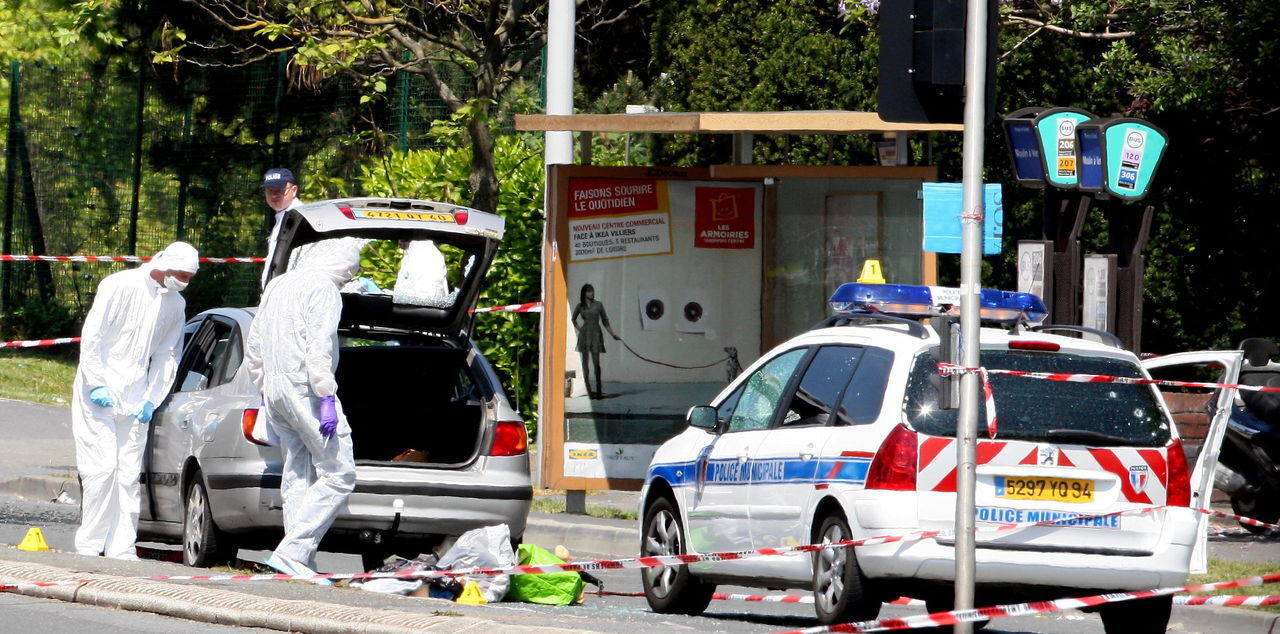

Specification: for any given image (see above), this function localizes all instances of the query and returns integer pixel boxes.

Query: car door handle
[179,416,191,430]
[737,453,749,463]
[800,451,814,461]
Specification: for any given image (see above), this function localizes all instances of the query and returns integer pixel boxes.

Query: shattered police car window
[904,350,1170,446]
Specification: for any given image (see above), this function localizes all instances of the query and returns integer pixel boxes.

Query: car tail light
[1008,340,1060,352]
[1166,438,1191,506]
[489,420,527,456]
[339,206,354,219]
[454,210,469,225]
[865,424,918,491]
[241,408,271,446]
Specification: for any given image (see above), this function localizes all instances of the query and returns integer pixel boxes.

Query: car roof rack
[1024,324,1125,349]
[810,310,930,339]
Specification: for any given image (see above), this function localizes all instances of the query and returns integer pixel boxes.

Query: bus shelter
[515,111,961,493]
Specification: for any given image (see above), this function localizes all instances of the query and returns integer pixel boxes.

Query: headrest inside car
[1239,338,1279,367]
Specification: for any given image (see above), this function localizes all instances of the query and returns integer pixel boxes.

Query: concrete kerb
[0,559,563,634]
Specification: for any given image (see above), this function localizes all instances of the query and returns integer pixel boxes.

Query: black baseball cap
[261,168,297,188]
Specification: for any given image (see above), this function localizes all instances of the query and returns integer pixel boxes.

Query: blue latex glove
[135,400,155,424]
[89,386,114,408]
[319,395,338,439]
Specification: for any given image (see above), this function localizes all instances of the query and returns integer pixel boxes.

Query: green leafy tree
[651,0,878,166]
[140,0,653,214]
[656,0,1280,352]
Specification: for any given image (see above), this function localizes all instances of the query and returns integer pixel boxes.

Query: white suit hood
[149,241,200,274]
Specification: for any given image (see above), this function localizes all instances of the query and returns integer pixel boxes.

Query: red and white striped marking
[0,254,263,264]
[780,573,1280,633]
[0,337,80,349]
[469,302,543,313]
[916,435,1171,505]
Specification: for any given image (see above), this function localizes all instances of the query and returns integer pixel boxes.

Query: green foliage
[356,129,546,436]
[652,0,877,166]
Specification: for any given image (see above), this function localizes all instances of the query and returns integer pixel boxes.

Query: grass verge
[0,351,75,405]
[530,491,637,521]
[1189,559,1280,613]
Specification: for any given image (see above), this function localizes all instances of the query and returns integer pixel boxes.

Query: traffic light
[878,0,997,124]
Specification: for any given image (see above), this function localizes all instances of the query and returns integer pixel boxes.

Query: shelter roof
[514,111,963,135]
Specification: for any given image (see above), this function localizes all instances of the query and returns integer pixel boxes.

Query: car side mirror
[687,405,718,431]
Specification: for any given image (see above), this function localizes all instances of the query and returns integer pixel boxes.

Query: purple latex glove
[319,395,338,439]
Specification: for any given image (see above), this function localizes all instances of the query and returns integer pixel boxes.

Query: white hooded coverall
[72,242,199,558]
[244,238,363,571]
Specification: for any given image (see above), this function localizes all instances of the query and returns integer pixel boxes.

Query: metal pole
[953,0,991,630]
[128,57,145,256]
[539,0,575,490]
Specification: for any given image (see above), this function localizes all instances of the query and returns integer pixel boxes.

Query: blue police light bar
[829,283,1048,325]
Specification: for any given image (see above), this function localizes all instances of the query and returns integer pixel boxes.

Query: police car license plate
[994,476,1093,503]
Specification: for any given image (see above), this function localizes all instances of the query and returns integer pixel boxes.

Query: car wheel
[640,496,715,615]
[1230,491,1280,535]
[812,512,880,625]
[183,474,237,567]
[1097,595,1172,634]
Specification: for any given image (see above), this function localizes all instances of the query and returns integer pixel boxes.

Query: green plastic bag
[505,543,585,605]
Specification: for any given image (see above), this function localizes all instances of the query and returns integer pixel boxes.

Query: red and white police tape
[0,337,79,349]
[938,362,1280,395]
[779,572,1280,633]
[0,254,264,264]
[0,304,541,350]
[606,588,1280,608]
[469,302,543,313]
[0,507,1167,591]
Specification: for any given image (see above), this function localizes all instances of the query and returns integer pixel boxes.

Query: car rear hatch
[268,197,505,340]
[902,340,1187,555]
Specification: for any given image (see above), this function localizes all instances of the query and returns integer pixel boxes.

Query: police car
[639,283,1218,631]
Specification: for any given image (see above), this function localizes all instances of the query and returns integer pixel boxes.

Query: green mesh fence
[0,54,489,342]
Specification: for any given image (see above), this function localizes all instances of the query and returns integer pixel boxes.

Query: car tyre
[183,474,237,567]
[1097,595,1172,634]
[640,496,715,615]
[1230,491,1280,535]
[813,512,880,625]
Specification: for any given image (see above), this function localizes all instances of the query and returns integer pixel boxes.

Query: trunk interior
[335,344,485,466]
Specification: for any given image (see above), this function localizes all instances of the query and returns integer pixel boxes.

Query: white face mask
[164,274,189,292]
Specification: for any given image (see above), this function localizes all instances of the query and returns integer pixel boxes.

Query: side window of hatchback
[726,348,807,432]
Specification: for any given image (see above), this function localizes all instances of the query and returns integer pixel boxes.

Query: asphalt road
[0,497,1120,633]
[0,590,276,634]
[2,399,1278,632]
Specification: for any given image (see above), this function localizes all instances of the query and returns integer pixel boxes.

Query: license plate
[994,476,1093,503]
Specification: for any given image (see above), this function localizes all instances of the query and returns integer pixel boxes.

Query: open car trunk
[334,345,486,467]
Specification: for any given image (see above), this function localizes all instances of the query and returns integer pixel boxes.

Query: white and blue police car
[639,283,1219,631]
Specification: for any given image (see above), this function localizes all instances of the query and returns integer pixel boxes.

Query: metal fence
[0,54,483,342]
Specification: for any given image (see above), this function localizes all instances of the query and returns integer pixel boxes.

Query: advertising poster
[551,171,763,483]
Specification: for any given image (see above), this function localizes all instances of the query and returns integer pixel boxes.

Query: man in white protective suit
[244,237,364,582]
[72,241,200,559]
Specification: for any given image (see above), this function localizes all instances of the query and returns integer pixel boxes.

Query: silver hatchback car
[136,198,532,569]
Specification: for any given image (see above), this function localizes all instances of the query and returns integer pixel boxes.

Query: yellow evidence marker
[17,527,51,551]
